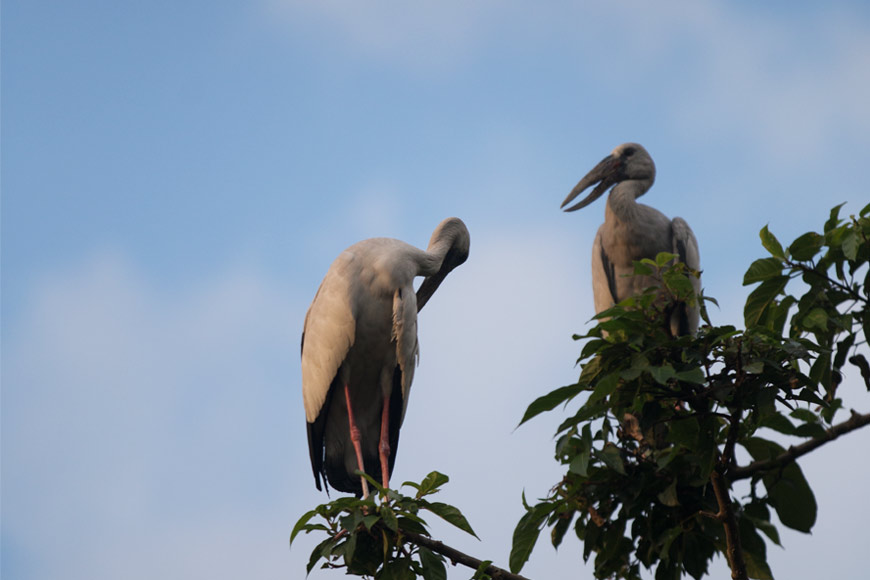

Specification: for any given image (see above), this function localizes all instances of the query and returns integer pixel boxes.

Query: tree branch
[710,469,748,580]
[402,529,532,580]
[731,410,870,481]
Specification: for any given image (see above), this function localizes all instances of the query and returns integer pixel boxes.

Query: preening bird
[561,143,701,335]
[301,217,470,496]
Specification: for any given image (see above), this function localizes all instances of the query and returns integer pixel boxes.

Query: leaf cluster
[512,203,870,580]
[291,472,479,580]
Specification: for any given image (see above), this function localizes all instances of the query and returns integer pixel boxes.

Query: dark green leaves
[744,276,788,327]
[291,472,475,579]
[517,204,869,580]
[510,500,555,573]
[742,438,817,532]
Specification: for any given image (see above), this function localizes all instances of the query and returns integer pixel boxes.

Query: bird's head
[561,142,656,212]
[416,217,470,312]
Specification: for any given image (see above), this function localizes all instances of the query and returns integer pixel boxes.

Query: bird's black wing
[600,241,619,304]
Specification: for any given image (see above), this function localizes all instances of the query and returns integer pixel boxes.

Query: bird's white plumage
[301,218,470,494]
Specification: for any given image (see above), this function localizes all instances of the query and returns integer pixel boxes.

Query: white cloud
[670,4,870,162]
[264,0,869,164]
[264,0,502,72]
[2,251,302,580]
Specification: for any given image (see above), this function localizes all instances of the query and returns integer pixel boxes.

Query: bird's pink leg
[379,396,391,490]
[344,383,370,498]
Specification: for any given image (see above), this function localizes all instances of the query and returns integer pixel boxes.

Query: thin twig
[401,529,532,580]
[730,410,870,481]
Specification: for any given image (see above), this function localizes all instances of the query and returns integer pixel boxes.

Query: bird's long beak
[560,154,621,212]
[416,269,447,313]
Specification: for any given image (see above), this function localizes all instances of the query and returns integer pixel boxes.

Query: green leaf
[743,438,817,532]
[789,231,824,261]
[633,261,655,276]
[569,447,591,477]
[290,509,318,546]
[510,505,549,573]
[842,230,859,261]
[413,471,450,498]
[587,372,620,405]
[657,479,680,507]
[760,225,785,259]
[759,413,796,436]
[551,514,574,549]
[739,518,774,580]
[472,560,494,580]
[306,536,336,574]
[380,505,399,532]
[655,252,678,267]
[418,547,447,580]
[824,203,844,233]
[744,276,788,327]
[744,360,764,374]
[362,514,380,530]
[650,364,676,385]
[599,443,626,475]
[801,307,828,331]
[743,257,784,285]
[422,501,478,538]
[667,415,699,448]
[674,366,705,384]
[518,383,583,426]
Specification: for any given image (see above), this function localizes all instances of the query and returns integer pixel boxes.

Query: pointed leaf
[423,501,478,538]
[842,230,859,261]
[418,547,447,580]
[588,372,620,404]
[569,448,590,477]
[743,438,817,532]
[789,231,824,261]
[801,307,828,331]
[657,479,680,507]
[760,225,785,259]
[824,203,844,233]
[518,383,584,426]
[510,505,550,573]
[415,471,449,498]
[290,509,318,546]
[650,364,676,385]
[744,276,788,327]
[599,443,626,475]
[743,257,784,285]
[380,505,398,532]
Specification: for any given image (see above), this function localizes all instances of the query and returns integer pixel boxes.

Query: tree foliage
[293,203,870,580]
[510,202,870,579]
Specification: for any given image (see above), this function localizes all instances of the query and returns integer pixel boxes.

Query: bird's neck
[607,180,651,222]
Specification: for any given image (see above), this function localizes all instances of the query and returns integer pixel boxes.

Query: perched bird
[302,217,470,496]
[561,143,701,335]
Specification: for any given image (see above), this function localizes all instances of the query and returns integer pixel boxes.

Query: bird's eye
[623,147,636,157]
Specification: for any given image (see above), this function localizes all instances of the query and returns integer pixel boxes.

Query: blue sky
[3,1,869,579]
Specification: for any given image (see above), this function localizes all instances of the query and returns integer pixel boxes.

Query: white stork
[301,217,470,496]
[561,143,701,335]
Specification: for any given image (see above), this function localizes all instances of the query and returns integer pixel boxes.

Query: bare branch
[401,529,532,580]
[731,410,870,481]
[710,470,748,580]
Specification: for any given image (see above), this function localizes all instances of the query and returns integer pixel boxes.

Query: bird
[560,143,701,336]
[301,217,470,496]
